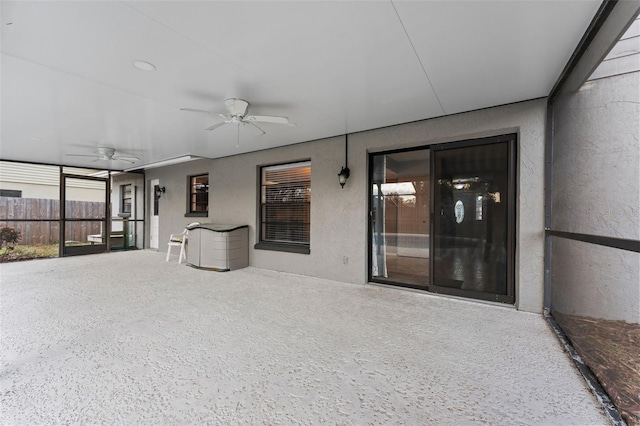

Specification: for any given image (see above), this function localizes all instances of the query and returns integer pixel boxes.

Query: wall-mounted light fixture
[338,134,350,188]
[154,185,166,199]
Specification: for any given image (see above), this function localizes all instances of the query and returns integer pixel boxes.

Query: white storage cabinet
[186,224,249,271]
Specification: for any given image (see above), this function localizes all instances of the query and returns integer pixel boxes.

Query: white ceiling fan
[66,147,140,164]
[181,98,295,137]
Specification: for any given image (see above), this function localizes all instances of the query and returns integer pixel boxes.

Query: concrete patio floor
[1,251,606,425]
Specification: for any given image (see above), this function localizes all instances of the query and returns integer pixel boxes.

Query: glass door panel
[62,175,108,256]
[431,136,515,303]
[370,149,430,288]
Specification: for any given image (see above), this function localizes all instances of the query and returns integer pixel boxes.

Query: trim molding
[254,242,310,255]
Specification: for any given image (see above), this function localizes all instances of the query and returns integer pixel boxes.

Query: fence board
[0,197,105,245]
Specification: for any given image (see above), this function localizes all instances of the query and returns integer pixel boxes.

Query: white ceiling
[1,1,602,170]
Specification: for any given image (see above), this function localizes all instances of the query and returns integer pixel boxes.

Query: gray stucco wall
[147,98,547,313]
[550,71,640,322]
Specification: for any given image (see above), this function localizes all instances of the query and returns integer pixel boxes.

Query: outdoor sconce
[338,166,350,188]
[154,185,166,199]
[338,134,350,188]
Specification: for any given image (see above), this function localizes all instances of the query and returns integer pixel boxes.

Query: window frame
[255,160,311,254]
[120,184,132,214]
[186,173,209,218]
[0,189,22,198]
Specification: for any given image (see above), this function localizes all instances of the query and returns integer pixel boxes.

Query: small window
[256,161,311,254]
[121,184,132,214]
[0,189,22,198]
[187,174,209,217]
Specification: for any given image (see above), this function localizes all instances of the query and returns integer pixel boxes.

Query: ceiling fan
[181,98,295,136]
[66,147,140,164]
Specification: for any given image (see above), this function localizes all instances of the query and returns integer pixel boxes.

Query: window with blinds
[260,161,311,248]
[188,174,209,215]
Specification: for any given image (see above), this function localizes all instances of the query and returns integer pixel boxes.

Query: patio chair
[166,222,200,263]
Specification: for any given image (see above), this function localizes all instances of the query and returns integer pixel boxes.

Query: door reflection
[433,142,510,297]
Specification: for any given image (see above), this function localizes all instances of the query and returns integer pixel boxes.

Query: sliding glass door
[431,135,515,303]
[370,149,430,288]
[369,134,516,303]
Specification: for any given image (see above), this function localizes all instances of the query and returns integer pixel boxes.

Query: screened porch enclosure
[0,161,145,260]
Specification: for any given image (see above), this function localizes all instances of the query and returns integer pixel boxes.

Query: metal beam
[550,0,640,100]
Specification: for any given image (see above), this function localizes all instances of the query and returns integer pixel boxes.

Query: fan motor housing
[225,98,249,117]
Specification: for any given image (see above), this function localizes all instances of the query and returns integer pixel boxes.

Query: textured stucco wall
[552,73,640,239]
[551,239,640,322]
[111,173,145,219]
[551,71,640,322]
[145,159,211,252]
[147,99,547,313]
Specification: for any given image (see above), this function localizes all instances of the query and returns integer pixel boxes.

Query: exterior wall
[0,162,105,201]
[0,179,105,202]
[551,71,640,322]
[0,182,57,199]
[111,174,144,218]
[65,187,105,203]
[147,98,547,313]
[144,160,211,252]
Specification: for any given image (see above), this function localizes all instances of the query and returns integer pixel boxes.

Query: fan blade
[112,156,138,164]
[181,108,229,119]
[66,154,100,158]
[205,121,228,131]
[245,121,266,136]
[113,155,140,163]
[245,115,291,125]
[180,108,214,114]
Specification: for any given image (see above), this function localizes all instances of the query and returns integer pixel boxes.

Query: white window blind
[260,161,311,245]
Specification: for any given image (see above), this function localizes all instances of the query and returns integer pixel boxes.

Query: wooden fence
[0,197,105,245]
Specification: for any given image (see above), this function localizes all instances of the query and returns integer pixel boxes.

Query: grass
[0,244,58,262]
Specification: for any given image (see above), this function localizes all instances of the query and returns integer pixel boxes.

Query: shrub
[0,227,21,251]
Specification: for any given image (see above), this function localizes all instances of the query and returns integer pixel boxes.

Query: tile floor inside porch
[1,251,607,424]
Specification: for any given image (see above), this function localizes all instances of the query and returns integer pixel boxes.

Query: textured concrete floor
[1,251,606,425]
